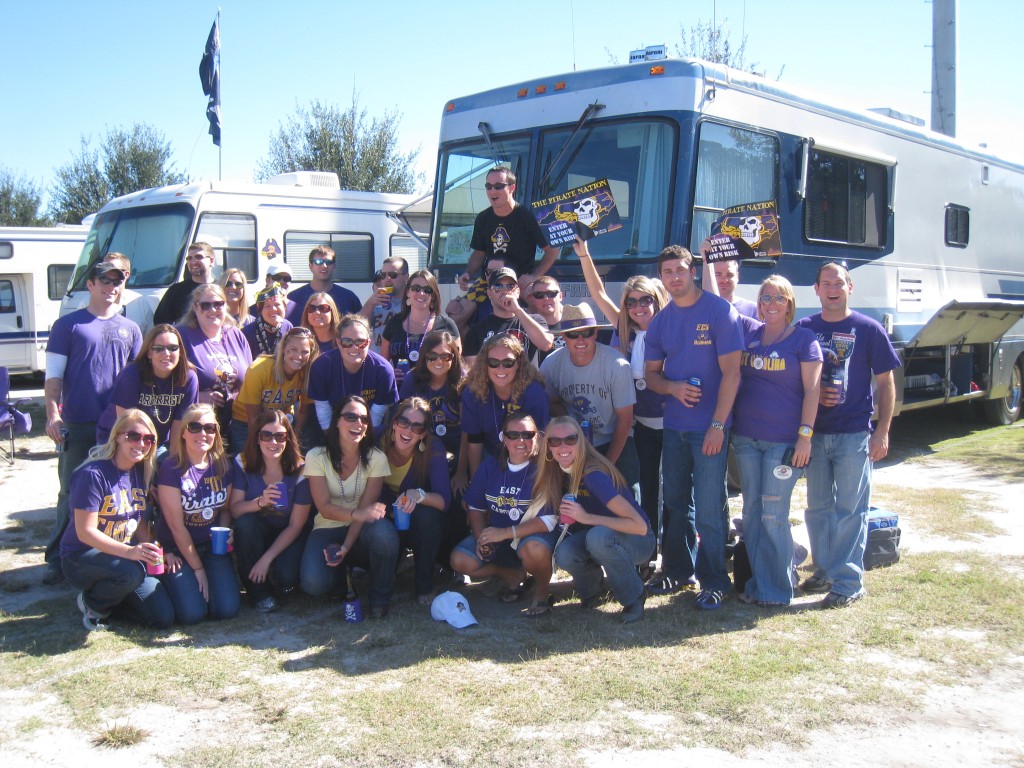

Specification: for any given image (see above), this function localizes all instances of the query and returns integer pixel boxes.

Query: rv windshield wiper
[477,121,500,166]
[537,101,605,197]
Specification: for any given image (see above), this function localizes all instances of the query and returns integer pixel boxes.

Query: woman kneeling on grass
[229,410,312,613]
[450,413,558,617]
[156,403,241,623]
[60,409,174,631]
[533,416,654,624]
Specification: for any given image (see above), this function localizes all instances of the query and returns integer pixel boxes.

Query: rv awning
[904,300,1024,349]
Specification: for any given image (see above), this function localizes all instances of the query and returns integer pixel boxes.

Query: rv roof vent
[868,107,925,127]
[265,171,341,190]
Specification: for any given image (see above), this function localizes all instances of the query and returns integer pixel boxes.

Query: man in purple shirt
[43,259,143,583]
[795,262,899,608]
[644,245,743,610]
[285,245,361,327]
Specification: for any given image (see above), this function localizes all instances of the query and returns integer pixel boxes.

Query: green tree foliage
[48,124,184,224]
[258,96,422,193]
[0,167,49,226]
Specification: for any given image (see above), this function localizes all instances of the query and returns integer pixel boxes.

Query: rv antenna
[570,0,577,71]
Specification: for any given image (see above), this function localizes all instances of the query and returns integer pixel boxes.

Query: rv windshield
[69,203,194,292]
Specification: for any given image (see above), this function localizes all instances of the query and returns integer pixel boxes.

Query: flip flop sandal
[499,575,534,603]
[524,595,554,617]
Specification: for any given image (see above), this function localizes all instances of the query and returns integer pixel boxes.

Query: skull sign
[739,216,764,246]
[574,197,600,227]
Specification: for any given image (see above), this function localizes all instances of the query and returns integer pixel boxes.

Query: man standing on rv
[285,245,362,327]
[795,262,899,608]
[153,242,217,325]
[42,259,143,584]
[361,256,409,353]
[458,167,560,294]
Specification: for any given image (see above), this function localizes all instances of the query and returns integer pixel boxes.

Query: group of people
[43,165,900,632]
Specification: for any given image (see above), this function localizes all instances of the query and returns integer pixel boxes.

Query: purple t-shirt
[241,318,294,358]
[46,308,142,423]
[308,348,399,408]
[96,365,200,446]
[576,469,649,527]
[733,323,823,443]
[231,456,312,531]
[400,376,462,456]
[285,284,361,327]
[464,455,537,528]
[795,311,900,434]
[732,296,759,320]
[59,459,148,558]
[156,458,231,548]
[644,292,744,432]
[461,379,550,456]
[177,324,253,394]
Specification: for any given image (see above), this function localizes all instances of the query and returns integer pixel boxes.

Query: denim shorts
[453,529,557,568]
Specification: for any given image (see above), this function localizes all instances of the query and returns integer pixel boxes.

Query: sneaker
[821,591,863,609]
[645,574,683,595]
[695,589,724,610]
[621,595,646,624]
[255,596,280,613]
[799,575,832,594]
[43,564,65,585]
[76,592,109,632]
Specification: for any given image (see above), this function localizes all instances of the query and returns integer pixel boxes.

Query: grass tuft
[92,721,148,749]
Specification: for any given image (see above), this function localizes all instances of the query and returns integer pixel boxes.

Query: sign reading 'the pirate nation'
[531,179,623,248]
[707,200,782,261]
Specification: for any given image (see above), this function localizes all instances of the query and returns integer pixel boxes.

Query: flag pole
[217,7,222,181]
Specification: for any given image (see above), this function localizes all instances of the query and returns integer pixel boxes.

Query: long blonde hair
[86,408,158,488]
[617,275,669,353]
[464,333,544,403]
[169,403,228,477]
[219,268,250,324]
[272,326,318,391]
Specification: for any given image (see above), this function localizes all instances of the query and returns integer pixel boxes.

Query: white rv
[0,225,89,374]
[61,172,430,332]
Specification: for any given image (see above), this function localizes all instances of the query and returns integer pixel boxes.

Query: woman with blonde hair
[219,268,253,328]
[531,416,654,624]
[155,402,240,623]
[300,292,342,355]
[59,409,174,630]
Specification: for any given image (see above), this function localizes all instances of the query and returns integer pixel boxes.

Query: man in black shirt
[461,267,553,366]
[153,242,216,325]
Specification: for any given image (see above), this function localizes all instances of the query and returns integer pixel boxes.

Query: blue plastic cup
[273,481,288,511]
[210,526,231,555]
[393,501,411,531]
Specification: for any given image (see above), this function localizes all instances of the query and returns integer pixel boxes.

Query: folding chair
[0,367,32,465]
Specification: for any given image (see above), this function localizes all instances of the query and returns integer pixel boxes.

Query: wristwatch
[710,420,725,431]
[798,425,814,438]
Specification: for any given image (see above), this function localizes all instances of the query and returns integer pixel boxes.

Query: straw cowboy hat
[551,303,613,334]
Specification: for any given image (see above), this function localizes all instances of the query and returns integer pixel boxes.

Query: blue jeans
[555,525,655,607]
[804,431,871,598]
[633,422,664,555]
[661,428,731,592]
[62,549,174,628]
[401,504,444,597]
[300,519,399,608]
[233,513,308,603]
[160,549,241,624]
[46,421,97,565]
[733,434,801,605]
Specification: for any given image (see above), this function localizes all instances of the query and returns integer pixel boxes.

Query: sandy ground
[1,432,1023,767]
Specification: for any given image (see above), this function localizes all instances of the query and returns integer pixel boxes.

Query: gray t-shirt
[540,343,636,447]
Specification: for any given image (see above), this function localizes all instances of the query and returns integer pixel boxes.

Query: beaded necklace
[402,313,435,362]
[337,452,364,506]
[148,376,175,426]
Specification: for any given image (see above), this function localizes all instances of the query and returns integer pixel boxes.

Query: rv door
[0,275,31,372]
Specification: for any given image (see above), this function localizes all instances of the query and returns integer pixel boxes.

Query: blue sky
[2,0,1021,211]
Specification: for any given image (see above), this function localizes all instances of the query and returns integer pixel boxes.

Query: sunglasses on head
[95,274,125,286]
[563,328,596,340]
[486,357,518,369]
[286,327,314,339]
[307,304,331,314]
[547,434,580,448]
[186,422,218,435]
[123,430,156,446]
[425,351,455,363]
[408,284,434,295]
[339,337,370,349]
[484,182,510,190]
[198,300,225,312]
[225,280,244,290]
[393,415,427,434]
[759,294,789,305]
[625,295,655,309]
[532,290,559,300]
[311,257,335,266]
[150,344,180,354]
[339,411,370,425]
[258,430,288,444]
[504,430,536,441]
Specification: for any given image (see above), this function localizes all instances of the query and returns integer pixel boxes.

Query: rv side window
[944,204,969,247]
[48,265,74,300]
[283,232,374,283]
[805,150,888,247]
[390,235,428,273]
[691,122,779,253]
[0,243,12,260]
[195,213,257,278]
[0,280,14,312]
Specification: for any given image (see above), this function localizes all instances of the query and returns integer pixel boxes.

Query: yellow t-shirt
[384,456,412,495]
[232,355,307,421]
[303,446,389,530]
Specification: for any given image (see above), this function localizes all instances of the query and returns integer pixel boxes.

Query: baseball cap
[91,261,127,281]
[266,263,292,280]
[487,267,518,288]
[430,591,478,628]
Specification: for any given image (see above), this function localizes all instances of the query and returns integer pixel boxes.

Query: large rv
[429,58,1024,424]
[0,225,89,374]
[62,172,430,332]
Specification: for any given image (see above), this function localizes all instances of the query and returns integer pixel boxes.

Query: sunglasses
[393,415,427,434]
[198,300,226,312]
[408,284,434,295]
[150,344,180,354]
[311,257,335,266]
[286,327,314,338]
[563,328,596,340]
[339,337,370,349]
[486,358,518,369]
[532,290,559,300]
[491,282,517,293]
[258,430,288,444]
[307,304,332,314]
[186,422,218,435]
[504,430,536,441]
[625,295,655,309]
[484,182,510,190]
[425,351,455,363]
[123,430,157,446]
[186,253,209,261]
[95,274,125,286]
[340,411,370,425]
[224,280,244,290]
[379,270,401,280]
[759,294,789,305]
[547,434,580,448]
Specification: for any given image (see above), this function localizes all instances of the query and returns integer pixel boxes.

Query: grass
[871,485,1004,540]
[92,722,149,749]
